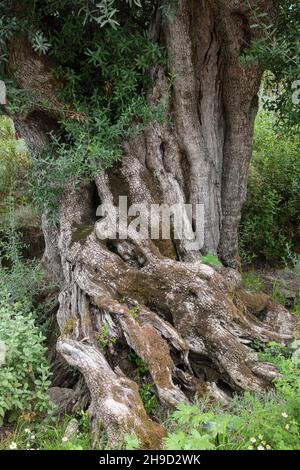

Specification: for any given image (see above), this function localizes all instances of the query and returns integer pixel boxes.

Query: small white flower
[266,445,272,450]
[9,442,17,450]
[30,434,35,440]
[247,445,253,450]
[24,428,31,434]
[258,434,264,440]
[250,437,256,443]
[281,412,288,418]
[257,445,265,450]
[285,424,290,430]
[62,436,68,442]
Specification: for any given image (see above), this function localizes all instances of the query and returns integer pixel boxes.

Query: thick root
[57,339,164,449]
[49,173,298,447]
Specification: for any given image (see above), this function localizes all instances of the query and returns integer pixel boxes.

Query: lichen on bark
[7,0,299,449]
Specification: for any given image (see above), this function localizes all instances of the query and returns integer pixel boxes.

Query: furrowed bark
[9,0,298,450]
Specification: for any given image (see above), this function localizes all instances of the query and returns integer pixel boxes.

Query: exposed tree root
[51,179,297,447]
[8,0,298,450]
[57,338,164,449]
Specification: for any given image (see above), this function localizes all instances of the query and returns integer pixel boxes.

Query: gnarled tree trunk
[10,0,298,450]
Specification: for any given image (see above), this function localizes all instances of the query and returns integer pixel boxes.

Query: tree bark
[52,177,295,447]
[158,0,278,266]
[9,0,298,450]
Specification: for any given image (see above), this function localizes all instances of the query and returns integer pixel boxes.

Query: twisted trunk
[10,0,298,450]
[53,173,295,447]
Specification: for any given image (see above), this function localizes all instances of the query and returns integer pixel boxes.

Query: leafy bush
[26,18,167,220]
[164,404,238,450]
[139,383,158,415]
[240,111,300,263]
[30,30,51,55]
[232,342,300,450]
[0,115,29,198]
[164,342,300,450]
[1,2,167,221]
[0,257,43,308]
[0,195,52,426]
[200,251,222,267]
[0,196,45,306]
[243,1,300,134]
[0,293,52,426]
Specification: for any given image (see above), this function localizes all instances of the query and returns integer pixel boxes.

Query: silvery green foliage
[91,0,119,28]
[0,14,17,48]
[244,0,300,133]
[79,0,141,28]
[0,294,52,425]
[159,0,178,19]
[30,30,52,55]
[125,0,142,7]
[0,15,17,65]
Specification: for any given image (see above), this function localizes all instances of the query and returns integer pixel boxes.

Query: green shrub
[232,342,300,450]
[164,342,300,450]
[139,383,158,415]
[0,197,45,306]
[240,111,300,263]
[200,251,222,267]
[164,403,238,450]
[1,4,167,222]
[0,115,29,198]
[0,293,52,425]
[27,19,167,221]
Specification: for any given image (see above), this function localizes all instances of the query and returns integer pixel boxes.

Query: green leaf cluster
[0,293,52,426]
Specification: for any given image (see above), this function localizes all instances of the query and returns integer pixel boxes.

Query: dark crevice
[145,302,175,327]
[71,181,100,246]
[179,150,191,202]
[216,379,234,397]
[106,239,147,269]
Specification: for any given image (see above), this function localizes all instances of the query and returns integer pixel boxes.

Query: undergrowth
[163,341,300,450]
[240,111,300,264]
[2,340,299,451]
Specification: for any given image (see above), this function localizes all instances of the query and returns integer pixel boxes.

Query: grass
[0,412,91,450]
[1,339,300,451]
[242,272,264,292]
